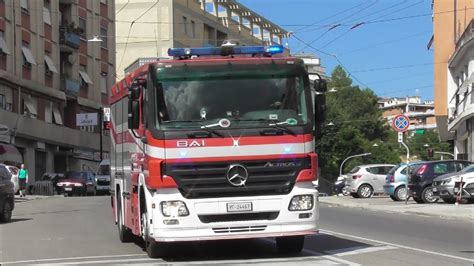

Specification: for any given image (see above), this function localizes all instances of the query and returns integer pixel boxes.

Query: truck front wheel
[276,236,305,253]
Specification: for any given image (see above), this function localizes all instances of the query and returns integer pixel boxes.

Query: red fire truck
[110,43,327,258]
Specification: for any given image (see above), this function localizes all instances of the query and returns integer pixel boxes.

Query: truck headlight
[160,201,189,217]
[289,195,314,211]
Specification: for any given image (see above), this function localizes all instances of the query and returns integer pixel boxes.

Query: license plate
[65,187,72,191]
[227,202,252,212]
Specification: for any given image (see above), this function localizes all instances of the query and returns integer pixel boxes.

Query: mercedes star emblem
[226,164,249,187]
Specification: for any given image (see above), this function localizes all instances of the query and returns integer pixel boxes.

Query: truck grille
[212,225,267,234]
[199,212,279,223]
[164,158,310,199]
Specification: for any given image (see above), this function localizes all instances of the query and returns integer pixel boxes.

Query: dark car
[57,171,96,196]
[0,163,15,222]
[408,160,472,204]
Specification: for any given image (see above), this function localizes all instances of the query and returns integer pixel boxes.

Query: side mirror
[314,79,327,93]
[128,100,140,129]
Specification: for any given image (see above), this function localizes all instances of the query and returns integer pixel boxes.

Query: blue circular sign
[392,114,410,132]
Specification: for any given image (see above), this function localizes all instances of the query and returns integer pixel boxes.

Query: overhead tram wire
[117,1,160,71]
[116,0,130,15]
[320,0,424,49]
[291,34,370,88]
[295,1,379,54]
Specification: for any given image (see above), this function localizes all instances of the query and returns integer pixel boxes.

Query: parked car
[56,171,96,196]
[408,160,472,204]
[333,175,349,196]
[5,165,19,195]
[432,164,474,203]
[95,159,110,194]
[0,163,15,222]
[457,177,474,203]
[384,162,424,202]
[346,164,396,198]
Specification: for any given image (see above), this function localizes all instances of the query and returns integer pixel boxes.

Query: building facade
[432,0,474,160]
[115,0,288,78]
[0,0,115,182]
[379,96,436,133]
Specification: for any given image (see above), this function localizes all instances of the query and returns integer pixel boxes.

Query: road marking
[60,258,157,265]
[260,238,360,266]
[320,229,474,263]
[0,253,146,265]
[325,245,397,256]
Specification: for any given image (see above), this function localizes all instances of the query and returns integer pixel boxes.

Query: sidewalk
[319,195,474,221]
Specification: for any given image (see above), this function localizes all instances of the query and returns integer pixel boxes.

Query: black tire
[394,186,408,201]
[146,237,170,258]
[357,184,373,198]
[0,200,13,223]
[276,236,305,253]
[413,197,424,204]
[117,197,134,243]
[351,192,360,198]
[390,195,398,201]
[442,198,456,204]
[421,187,439,203]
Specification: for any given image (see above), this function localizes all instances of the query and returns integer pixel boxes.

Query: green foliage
[407,130,453,161]
[316,66,401,181]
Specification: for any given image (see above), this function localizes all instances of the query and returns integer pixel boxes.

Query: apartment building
[378,96,436,133]
[115,0,288,78]
[0,0,115,182]
[432,0,474,160]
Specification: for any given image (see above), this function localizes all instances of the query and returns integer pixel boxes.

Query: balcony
[59,26,81,51]
[61,77,81,98]
[455,19,474,50]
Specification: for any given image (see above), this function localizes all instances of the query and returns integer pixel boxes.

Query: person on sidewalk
[18,164,28,198]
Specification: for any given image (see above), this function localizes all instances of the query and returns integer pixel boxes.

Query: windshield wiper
[162,120,224,137]
[237,119,296,136]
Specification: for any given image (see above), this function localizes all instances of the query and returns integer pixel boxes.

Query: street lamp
[423,144,430,148]
[88,35,103,42]
[327,121,335,126]
[339,153,372,177]
[328,88,337,93]
[87,36,103,161]
[372,143,379,147]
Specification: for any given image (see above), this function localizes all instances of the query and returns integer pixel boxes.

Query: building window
[79,68,93,87]
[100,73,107,94]
[100,27,107,48]
[0,94,4,110]
[52,103,63,125]
[23,96,37,119]
[20,0,28,12]
[43,0,51,25]
[0,31,10,55]
[44,54,58,75]
[191,20,195,38]
[182,16,188,36]
[21,44,36,67]
[79,18,87,38]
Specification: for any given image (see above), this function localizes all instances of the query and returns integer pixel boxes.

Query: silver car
[346,164,396,198]
[432,164,474,203]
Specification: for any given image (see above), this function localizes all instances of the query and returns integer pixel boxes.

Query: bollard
[455,176,463,205]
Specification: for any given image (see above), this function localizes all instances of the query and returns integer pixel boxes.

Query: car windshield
[97,165,110,175]
[156,76,308,129]
[387,165,400,175]
[459,164,474,173]
[66,171,86,180]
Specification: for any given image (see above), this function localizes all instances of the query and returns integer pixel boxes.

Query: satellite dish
[67,54,76,65]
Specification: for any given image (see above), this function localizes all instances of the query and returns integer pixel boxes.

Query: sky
[238,0,434,101]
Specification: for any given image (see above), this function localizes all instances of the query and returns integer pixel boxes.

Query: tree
[316,66,401,181]
[407,130,452,161]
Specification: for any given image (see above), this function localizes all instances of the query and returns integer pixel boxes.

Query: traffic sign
[392,114,410,132]
[398,132,403,143]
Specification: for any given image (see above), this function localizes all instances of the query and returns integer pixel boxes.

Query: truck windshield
[156,76,308,129]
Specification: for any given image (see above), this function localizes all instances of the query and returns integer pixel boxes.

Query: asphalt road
[0,196,473,265]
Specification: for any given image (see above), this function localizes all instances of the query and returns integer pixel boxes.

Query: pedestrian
[18,164,28,197]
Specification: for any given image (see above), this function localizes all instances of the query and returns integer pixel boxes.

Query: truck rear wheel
[117,197,134,243]
[276,236,305,253]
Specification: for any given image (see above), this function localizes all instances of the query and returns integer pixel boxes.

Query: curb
[319,198,474,222]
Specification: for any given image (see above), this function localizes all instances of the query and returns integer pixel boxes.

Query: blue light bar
[168,44,284,57]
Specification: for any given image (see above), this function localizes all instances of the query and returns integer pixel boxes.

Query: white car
[95,159,110,194]
[346,164,396,198]
[6,165,19,195]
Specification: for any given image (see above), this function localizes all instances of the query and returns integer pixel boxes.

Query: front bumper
[148,182,319,242]
[432,184,454,198]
